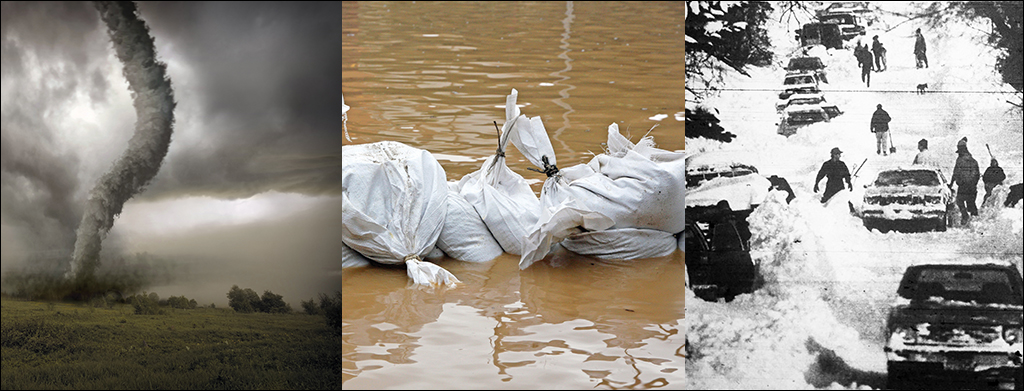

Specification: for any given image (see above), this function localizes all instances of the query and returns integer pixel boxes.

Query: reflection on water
[342,250,686,389]
[342,1,685,388]
[552,1,576,154]
[341,0,685,184]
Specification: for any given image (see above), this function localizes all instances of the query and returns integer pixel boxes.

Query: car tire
[934,218,946,232]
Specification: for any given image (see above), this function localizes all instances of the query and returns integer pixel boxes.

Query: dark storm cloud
[3,1,342,204]
[2,2,342,254]
[135,1,344,200]
[1,1,104,250]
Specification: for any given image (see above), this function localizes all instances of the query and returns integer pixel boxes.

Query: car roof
[685,150,760,172]
[905,259,1019,271]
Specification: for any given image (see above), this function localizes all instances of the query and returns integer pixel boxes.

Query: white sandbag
[436,190,505,263]
[457,88,543,255]
[342,141,460,287]
[342,243,371,268]
[561,228,678,260]
[519,123,687,269]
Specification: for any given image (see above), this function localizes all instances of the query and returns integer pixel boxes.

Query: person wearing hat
[870,104,892,155]
[914,28,928,68]
[982,157,1006,205]
[950,137,980,224]
[814,147,853,204]
[871,35,887,72]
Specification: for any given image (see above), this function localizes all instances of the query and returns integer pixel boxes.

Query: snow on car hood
[687,173,772,211]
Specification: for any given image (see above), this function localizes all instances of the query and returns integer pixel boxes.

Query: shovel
[888,131,896,154]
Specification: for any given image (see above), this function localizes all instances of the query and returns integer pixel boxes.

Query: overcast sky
[2,1,343,252]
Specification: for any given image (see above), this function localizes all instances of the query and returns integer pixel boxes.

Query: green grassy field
[1,297,341,390]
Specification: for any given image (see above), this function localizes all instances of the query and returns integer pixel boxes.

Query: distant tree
[685,106,737,143]
[167,295,198,310]
[686,1,774,100]
[227,285,260,313]
[131,292,164,315]
[951,1,1022,106]
[686,1,776,143]
[301,298,322,315]
[319,292,342,334]
[257,290,292,314]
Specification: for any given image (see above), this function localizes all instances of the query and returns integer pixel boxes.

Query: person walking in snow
[814,147,853,204]
[871,35,887,71]
[855,42,867,69]
[982,158,1006,205]
[914,28,928,68]
[870,104,891,155]
[950,138,980,224]
[859,49,872,87]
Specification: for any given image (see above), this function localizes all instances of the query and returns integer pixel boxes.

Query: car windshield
[787,58,823,69]
[820,15,853,24]
[791,98,822,105]
[874,170,939,187]
[785,75,815,85]
[905,268,1021,305]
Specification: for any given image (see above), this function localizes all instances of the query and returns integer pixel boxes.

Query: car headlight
[1004,327,1023,344]
[895,326,918,344]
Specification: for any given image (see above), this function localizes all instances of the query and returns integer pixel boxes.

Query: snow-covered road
[685,3,1023,389]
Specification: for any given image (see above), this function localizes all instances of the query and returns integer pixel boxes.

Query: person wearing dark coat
[950,138,980,224]
[982,158,1006,205]
[1006,183,1023,208]
[871,35,887,71]
[858,46,872,87]
[914,28,928,68]
[814,147,852,204]
[870,104,891,156]
[768,175,796,204]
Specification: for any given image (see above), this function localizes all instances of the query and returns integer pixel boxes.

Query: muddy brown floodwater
[342,1,686,389]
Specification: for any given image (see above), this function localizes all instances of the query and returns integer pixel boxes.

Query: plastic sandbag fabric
[436,190,505,263]
[456,88,543,255]
[342,141,460,287]
[342,243,371,269]
[561,228,678,260]
[519,123,687,269]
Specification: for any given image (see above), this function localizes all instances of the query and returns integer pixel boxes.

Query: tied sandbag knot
[404,254,421,263]
[527,155,560,177]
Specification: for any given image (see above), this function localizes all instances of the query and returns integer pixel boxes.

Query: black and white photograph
[684,1,1022,389]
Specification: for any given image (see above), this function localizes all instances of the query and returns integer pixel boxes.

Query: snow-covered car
[778,71,823,100]
[817,2,872,19]
[784,56,828,84]
[885,261,1023,390]
[860,167,955,232]
[777,104,832,137]
[775,92,842,117]
[795,22,843,50]
[683,216,759,303]
[818,12,867,40]
[685,151,773,213]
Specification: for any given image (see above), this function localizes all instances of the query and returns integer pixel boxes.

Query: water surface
[342,1,686,389]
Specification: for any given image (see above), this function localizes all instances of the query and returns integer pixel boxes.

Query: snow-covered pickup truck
[859,167,955,232]
[885,261,1023,390]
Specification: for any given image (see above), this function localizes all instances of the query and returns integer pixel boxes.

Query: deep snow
[685,2,1024,389]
